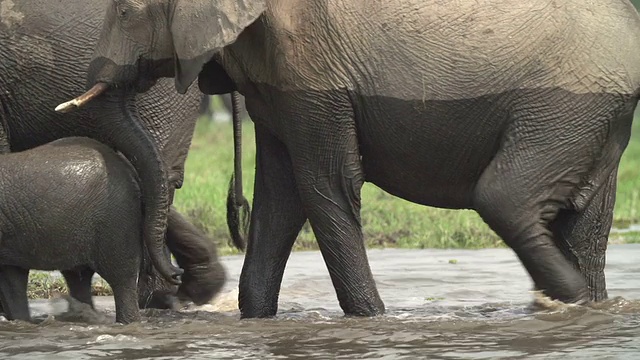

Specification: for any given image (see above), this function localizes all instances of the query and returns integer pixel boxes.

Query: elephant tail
[226,91,250,251]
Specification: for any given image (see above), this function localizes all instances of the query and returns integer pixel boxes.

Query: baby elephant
[0,137,152,324]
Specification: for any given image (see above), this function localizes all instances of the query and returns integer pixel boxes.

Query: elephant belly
[0,231,92,271]
[353,91,510,209]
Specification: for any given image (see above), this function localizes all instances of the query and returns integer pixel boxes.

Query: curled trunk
[85,91,182,284]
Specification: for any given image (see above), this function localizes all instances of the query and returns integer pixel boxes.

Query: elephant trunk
[226,91,250,251]
[86,90,183,284]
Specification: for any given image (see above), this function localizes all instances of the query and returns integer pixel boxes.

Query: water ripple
[0,245,638,359]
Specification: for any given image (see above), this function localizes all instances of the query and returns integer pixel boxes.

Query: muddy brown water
[1,245,639,359]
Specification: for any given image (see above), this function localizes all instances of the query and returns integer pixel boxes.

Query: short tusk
[55,82,109,113]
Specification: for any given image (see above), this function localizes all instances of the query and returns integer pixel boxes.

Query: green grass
[172,109,640,255]
[26,272,112,300]
[612,120,640,228]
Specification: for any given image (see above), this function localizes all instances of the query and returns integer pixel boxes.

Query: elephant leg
[471,108,618,303]
[61,268,96,308]
[0,266,30,322]
[238,124,307,319]
[549,168,618,302]
[105,275,140,324]
[168,207,226,306]
[113,282,140,324]
[474,159,590,302]
[286,97,385,317]
[136,209,220,310]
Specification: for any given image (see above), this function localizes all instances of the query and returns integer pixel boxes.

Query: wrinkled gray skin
[0,0,226,309]
[0,137,146,324]
[78,0,640,318]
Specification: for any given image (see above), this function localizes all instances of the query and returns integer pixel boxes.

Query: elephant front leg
[288,104,385,317]
[238,124,308,318]
[0,266,30,322]
[550,169,617,301]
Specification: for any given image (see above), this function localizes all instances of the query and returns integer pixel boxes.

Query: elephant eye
[116,5,130,20]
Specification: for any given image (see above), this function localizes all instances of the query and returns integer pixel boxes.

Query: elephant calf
[0,137,154,324]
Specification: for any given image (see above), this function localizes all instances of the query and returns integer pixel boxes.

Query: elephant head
[56,0,265,282]
[58,0,266,97]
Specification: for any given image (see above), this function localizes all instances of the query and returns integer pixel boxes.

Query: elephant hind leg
[61,268,96,308]
[548,95,635,302]
[549,170,616,302]
[109,276,140,324]
[474,158,590,303]
[99,259,140,323]
[471,97,623,303]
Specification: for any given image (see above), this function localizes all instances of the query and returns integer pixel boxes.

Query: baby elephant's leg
[61,268,96,308]
[0,266,30,322]
[101,273,140,324]
[96,239,141,323]
[112,278,140,324]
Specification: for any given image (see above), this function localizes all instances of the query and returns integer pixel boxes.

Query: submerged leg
[471,94,625,303]
[0,266,30,322]
[62,268,96,308]
[110,276,140,324]
[238,124,308,318]
[288,92,385,316]
[549,94,635,301]
[549,173,615,301]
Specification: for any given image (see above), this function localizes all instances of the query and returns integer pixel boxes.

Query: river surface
[1,245,639,359]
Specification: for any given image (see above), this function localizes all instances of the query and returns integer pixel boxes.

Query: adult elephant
[61,0,640,318]
[0,0,230,308]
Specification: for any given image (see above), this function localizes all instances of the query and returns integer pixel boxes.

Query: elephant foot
[342,298,386,318]
[585,270,608,302]
[238,280,280,319]
[522,243,590,306]
[239,303,278,319]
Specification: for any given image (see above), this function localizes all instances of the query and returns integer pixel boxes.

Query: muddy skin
[0,138,145,324]
[0,0,229,308]
[80,0,640,318]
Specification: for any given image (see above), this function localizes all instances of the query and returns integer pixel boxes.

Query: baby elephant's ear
[171,0,266,94]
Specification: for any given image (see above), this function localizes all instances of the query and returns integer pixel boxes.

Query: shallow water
[1,245,640,359]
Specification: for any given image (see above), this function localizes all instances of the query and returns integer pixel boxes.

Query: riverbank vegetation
[26,273,112,299]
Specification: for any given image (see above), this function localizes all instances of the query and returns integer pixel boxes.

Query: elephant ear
[171,0,266,94]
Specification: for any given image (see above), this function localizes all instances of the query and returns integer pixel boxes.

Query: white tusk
[55,82,109,113]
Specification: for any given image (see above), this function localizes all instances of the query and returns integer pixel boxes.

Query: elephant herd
[1,0,640,324]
